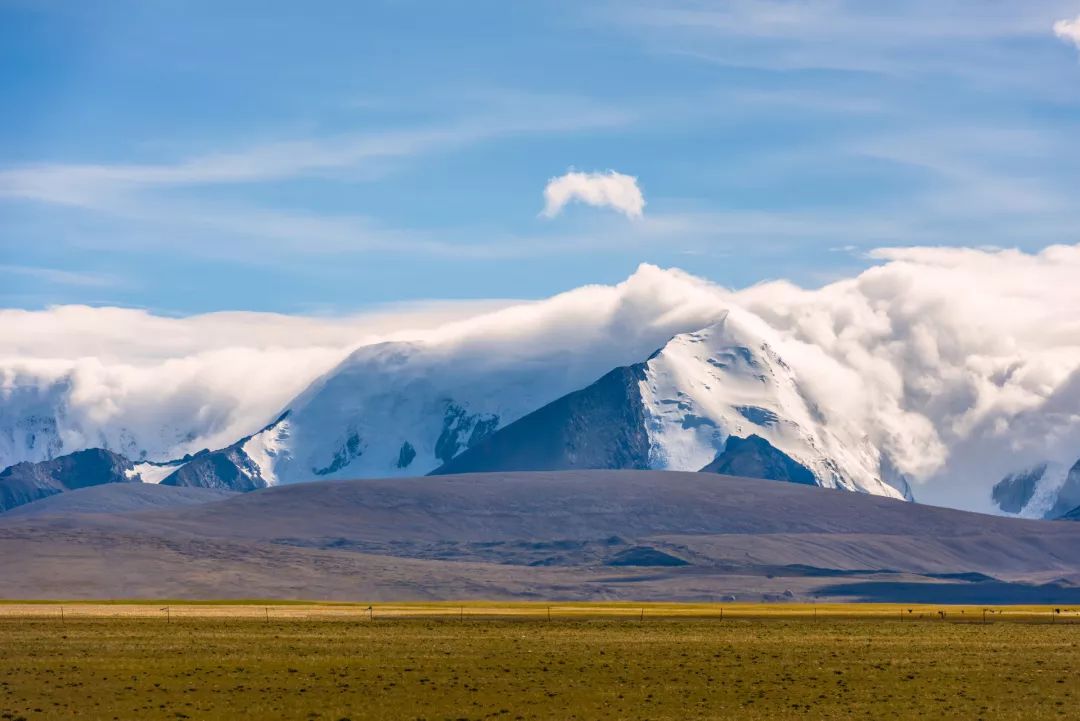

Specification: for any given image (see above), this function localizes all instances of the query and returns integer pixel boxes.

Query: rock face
[699,435,817,486]
[0,416,289,513]
[158,414,288,491]
[992,459,1080,519]
[1049,462,1080,519]
[431,365,652,475]
[992,464,1046,514]
[0,448,135,512]
[159,447,268,491]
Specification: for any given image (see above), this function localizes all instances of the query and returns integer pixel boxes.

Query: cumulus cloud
[541,170,645,219]
[0,300,512,462]
[6,246,1080,513]
[1055,15,1080,49]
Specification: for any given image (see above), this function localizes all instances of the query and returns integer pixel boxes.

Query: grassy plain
[0,603,1077,720]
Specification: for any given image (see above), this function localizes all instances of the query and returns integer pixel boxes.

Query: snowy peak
[993,460,1080,519]
[639,317,909,499]
[431,317,911,499]
[0,369,225,471]
[4,316,916,504]
[240,337,628,484]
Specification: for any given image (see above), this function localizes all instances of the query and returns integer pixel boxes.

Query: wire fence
[2,603,1079,624]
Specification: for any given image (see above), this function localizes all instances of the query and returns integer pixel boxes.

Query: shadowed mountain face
[1049,463,1080,519]
[992,459,1080,519]
[699,435,817,485]
[0,448,135,512]
[160,447,268,491]
[430,366,652,475]
[1,470,1078,602]
[993,465,1046,514]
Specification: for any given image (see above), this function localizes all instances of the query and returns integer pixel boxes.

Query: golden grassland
[0,603,1077,720]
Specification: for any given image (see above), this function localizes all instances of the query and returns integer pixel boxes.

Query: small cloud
[1054,16,1080,50]
[541,169,645,219]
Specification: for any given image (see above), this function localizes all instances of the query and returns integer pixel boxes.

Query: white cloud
[541,170,645,219]
[6,247,1080,513]
[1055,16,1080,49]
[0,300,513,462]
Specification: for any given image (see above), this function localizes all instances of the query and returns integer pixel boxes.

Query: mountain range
[5,313,1080,519]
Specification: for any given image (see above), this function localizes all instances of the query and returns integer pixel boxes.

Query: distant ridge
[1,470,1078,602]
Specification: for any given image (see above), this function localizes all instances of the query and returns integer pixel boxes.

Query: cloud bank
[541,170,645,219]
[5,245,1080,512]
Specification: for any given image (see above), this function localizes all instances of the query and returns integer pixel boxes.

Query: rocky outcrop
[0,448,135,512]
[699,434,817,486]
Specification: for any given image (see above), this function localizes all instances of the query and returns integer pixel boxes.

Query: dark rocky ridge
[699,434,817,485]
[159,412,289,491]
[992,464,1046,514]
[0,448,135,512]
[430,365,652,475]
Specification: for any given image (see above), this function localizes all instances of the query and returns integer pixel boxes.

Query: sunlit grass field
[1,602,1077,720]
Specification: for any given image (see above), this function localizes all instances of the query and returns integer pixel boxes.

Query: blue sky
[2,0,1079,313]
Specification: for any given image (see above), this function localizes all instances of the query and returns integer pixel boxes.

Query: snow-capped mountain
[435,314,912,500]
[0,369,210,469]
[0,419,283,511]
[232,337,669,485]
[2,312,915,503]
[992,460,1080,519]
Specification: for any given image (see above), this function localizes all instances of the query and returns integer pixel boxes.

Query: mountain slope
[0,448,136,512]
[0,416,288,513]
[431,365,651,475]
[1,483,237,519]
[992,459,1080,519]
[233,333,687,485]
[434,316,911,499]
[1,471,1078,601]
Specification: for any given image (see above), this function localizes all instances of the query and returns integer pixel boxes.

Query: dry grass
[0,603,1078,720]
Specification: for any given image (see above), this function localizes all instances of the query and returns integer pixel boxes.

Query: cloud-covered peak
[541,170,645,219]
[6,247,1080,513]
